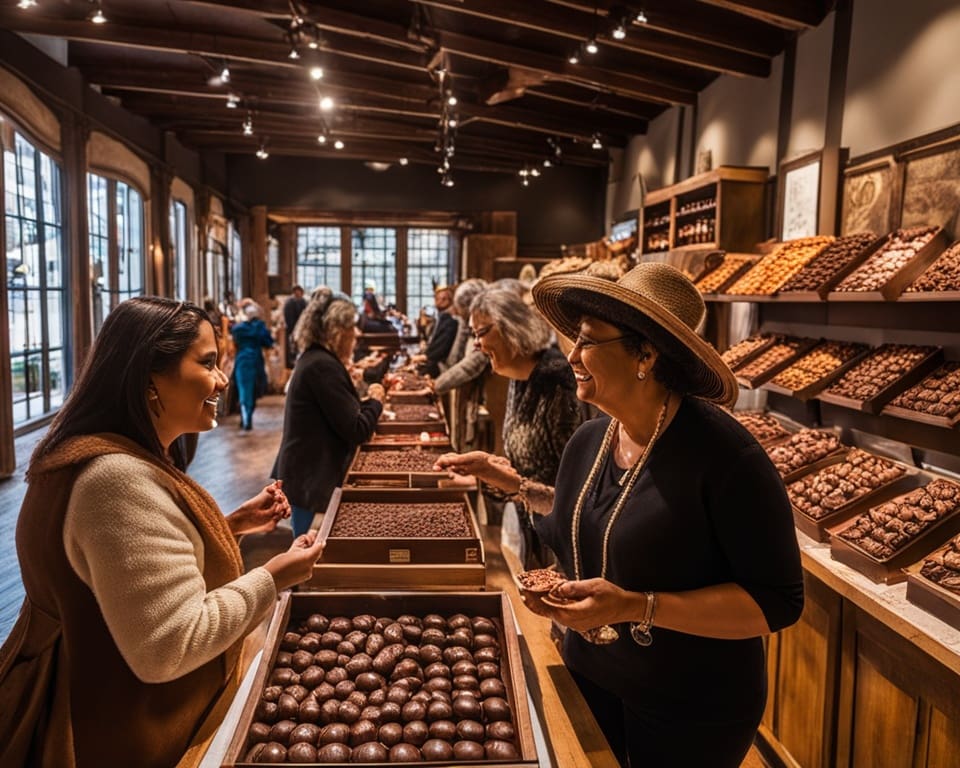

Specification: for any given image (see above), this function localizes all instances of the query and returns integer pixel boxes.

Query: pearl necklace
[568,393,670,644]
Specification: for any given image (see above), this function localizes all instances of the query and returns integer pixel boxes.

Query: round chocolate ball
[419,644,443,664]
[453,740,485,760]
[421,738,455,761]
[281,632,302,652]
[485,738,520,760]
[314,681,336,703]
[276,693,300,720]
[317,742,351,762]
[479,678,506,699]
[351,741,389,762]
[451,694,482,720]
[306,614,330,633]
[457,719,485,742]
[298,632,322,653]
[274,652,292,669]
[289,723,320,745]
[402,719,429,747]
[367,688,387,707]
[320,722,351,745]
[319,698,341,725]
[426,700,453,722]
[482,696,511,722]
[335,680,356,701]
[286,742,318,763]
[477,662,500,680]
[486,721,516,741]
[379,721,404,748]
[329,616,353,635]
[300,665,325,689]
[247,721,272,745]
[387,685,411,706]
[401,700,427,723]
[428,719,456,741]
[380,701,402,723]
[388,743,422,762]
[451,660,478,678]
[347,690,367,710]
[338,700,362,724]
[349,718,378,746]
[255,741,287,763]
[471,617,496,635]
[268,719,297,746]
[359,705,382,725]
[355,671,385,692]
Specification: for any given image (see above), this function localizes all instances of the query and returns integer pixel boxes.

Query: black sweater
[537,397,803,721]
[272,345,382,513]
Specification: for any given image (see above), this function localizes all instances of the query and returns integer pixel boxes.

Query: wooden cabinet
[641,166,768,256]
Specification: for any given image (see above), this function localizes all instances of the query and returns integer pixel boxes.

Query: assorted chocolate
[780,232,878,292]
[788,448,906,520]
[695,254,754,293]
[767,429,844,477]
[769,341,868,392]
[824,344,936,402]
[732,411,791,445]
[516,568,566,594]
[353,449,443,473]
[735,337,815,383]
[838,479,960,560]
[834,226,939,292]
[919,534,960,592]
[726,236,833,295]
[388,372,431,391]
[905,240,960,293]
[330,502,472,538]
[721,333,779,370]
[887,362,960,420]
[384,405,442,422]
[244,612,520,764]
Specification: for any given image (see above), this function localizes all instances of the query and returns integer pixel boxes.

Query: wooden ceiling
[3,0,832,175]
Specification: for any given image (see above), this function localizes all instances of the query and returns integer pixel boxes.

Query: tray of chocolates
[732,410,792,447]
[311,489,485,590]
[734,336,820,389]
[345,446,458,489]
[787,448,919,542]
[384,370,435,404]
[378,402,448,435]
[778,232,881,299]
[766,428,847,482]
[881,361,960,428]
[694,253,756,295]
[724,236,834,297]
[905,534,960,631]
[828,225,946,301]
[901,239,960,301]
[720,333,781,371]
[829,478,960,584]
[222,590,537,766]
[763,340,871,400]
[367,432,452,449]
[817,344,943,414]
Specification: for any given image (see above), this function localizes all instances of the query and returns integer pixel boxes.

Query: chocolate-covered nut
[299,665,326,689]
[423,677,452,695]
[372,643,406,675]
[276,693,300,720]
[298,632,322,653]
[349,719,378,746]
[337,641,357,657]
[457,719,485,742]
[402,644,421,661]
[269,667,297,687]
[451,660,478,677]
[313,681,336,703]
[320,722,351,745]
[418,644,443,664]
[420,628,446,647]
[453,674,479,691]
[447,614,471,630]
[286,742,318,763]
[354,671,385,692]
[367,688,387,706]
[255,699,279,724]
[345,630,367,647]
[261,685,283,703]
[401,624,423,644]
[424,662,451,680]
[289,723,320,745]
[403,719,429,747]
[274,651,292,668]
[299,697,321,724]
[453,740,485,760]
[244,743,266,762]
[281,632,302,652]
[268,719,297,746]
[284,684,310,703]
[471,617,496,635]
[443,646,472,665]
[421,738,455,761]
[334,680,356,701]
[402,700,427,723]
[351,741,389,762]
[345,653,373,678]
[423,614,447,630]
[347,690,368,709]
[482,696,511,721]
[428,719,456,741]
[383,622,406,644]
[476,662,499,680]
[388,743,422,762]
[485,738,520,760]
[485,720,516,741]
[314,649,339,670]
[306,614,330,633]
[317,741,351,762]
[378,721,404,747]
[338,700,362,724]
[426,699,453,722]
[253,741,287,763]
[380,701,402,723]
[387,685,411,705]
[364,633,385,657]
[325,667,349,686]
[452,688,481,700]
[411,690,432,704]
[319,698,341,724]
[359,705,382,725]
[320,631,343,649]
[247,721,272,745]
[447,628,473,648]
[327,616,352,635]
[391,658,423,682]
[452,694,482,720]
[479,678,506,698]
[473,633,498,649]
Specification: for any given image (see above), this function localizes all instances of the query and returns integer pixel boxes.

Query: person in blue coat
[230,303,274,430]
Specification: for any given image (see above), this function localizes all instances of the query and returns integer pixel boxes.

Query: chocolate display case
[222,591,537,767]
[694,253,756,294]
[881,361,960,429]
[733,336,819,389]
[763,340,871,401]
[344,445,453,489]
[900,239,960,301]
[905,533,960,631]
[377,402,448,436]
[724,236,834,297]
[827,226,947,301]
[719,332,780,371]
[817,344,943,414]
[366,432,452,449]
[828,478,960,584]
[766,428,846,482]
[310,489,485,590]
[777,232,881,300]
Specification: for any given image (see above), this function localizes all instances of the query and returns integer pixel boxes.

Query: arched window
[4,127,68,427]
[87,173,145,334]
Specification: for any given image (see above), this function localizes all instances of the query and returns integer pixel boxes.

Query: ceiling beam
[697,0,828,30]
[414,0,771,77]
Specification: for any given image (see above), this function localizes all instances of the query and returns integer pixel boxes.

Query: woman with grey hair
[273,287,385,535]
[436,286,582,566]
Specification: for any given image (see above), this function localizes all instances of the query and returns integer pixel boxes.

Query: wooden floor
[0,394,770,767]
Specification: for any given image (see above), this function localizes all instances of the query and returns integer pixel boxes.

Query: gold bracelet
[629,591,657,647]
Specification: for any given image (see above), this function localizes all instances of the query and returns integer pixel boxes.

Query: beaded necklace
[569,393,670,644]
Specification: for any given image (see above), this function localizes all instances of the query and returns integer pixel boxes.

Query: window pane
[45,224,63,287]
[406,228,453,318]
[41,152,61,225]
[296,226,341,293]
[7,286,26,353]
[47,348,66,409]
[351,227,396,307]
[46,290,63,348]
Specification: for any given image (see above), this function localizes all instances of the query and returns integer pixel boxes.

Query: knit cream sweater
[62,453,277,684]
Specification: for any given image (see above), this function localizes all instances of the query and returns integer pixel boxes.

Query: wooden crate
[377,400,448,435]
[222,591,538,767]
[778,235,885,300]
[734,337,820,389]
[345,445,453,489]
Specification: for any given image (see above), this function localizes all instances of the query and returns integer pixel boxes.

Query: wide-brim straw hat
[532,262,738,406]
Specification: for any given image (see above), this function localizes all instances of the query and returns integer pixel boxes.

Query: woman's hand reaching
[522,578,641,632]
[433,451,522,494]
[227,480,291,535]
[264,530,326,592]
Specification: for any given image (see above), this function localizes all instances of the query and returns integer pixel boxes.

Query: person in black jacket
[272,287,384,535]
[413,284,457,377]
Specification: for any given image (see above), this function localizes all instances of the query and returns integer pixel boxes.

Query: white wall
[843,0,960,157]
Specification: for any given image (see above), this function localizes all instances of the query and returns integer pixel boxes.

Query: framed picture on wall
[778,150,823,241]
[841,155,898,236]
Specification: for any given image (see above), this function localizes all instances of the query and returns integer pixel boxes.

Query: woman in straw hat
[445,263,803,766]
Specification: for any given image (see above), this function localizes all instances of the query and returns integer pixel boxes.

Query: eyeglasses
[471,324,494,340]
[571,334,631,352]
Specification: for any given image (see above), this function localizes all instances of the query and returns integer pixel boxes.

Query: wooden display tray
[826,227,948,302]
[377,400,447,435]
[722,334,781,373]
[695,254,756,295]
[734,337,821,389]
[790,464,922,543]
[385,388,436,404]
[345,445,451,488]
[881,401,960,429]
[222,591,537,767]
[366,433,452,449]
[828,500,960,585]
[777,235,885,300]
[905,560,960,632]
[762,344,872,401]
[780,446,849,484]
[816,347,944,414]
[897,288,960,302]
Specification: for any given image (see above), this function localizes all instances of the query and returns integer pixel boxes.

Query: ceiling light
[521,177,530,187]
[309,66,324,81]
[220,66,230,83]
[585,38,598,55]
[446,94,457,107]
[518,168,529,177]
[226,94,239,109]
[612,23,627,40]
[333,139,344,150]
[288,46,300,60]
[636,9,648,24]
[317,133,327,144]
[442,175,455,188]
[89,1,107,23]
[399,157,409,166]
[447,117,458,128]
[530,167,540,177]
[256,144,269,160]
[242,114,253,136]
[567,49,580,65]
[591,134,603,150]
[543,158,553,168]
[17,0,37,9]
[319,95,334,111]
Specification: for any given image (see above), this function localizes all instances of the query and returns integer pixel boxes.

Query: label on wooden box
[389,548,411,563]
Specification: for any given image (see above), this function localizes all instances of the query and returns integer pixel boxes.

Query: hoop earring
[637,370,646,381]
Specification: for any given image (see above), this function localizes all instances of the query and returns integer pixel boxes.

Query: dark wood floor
[0,394,289,642]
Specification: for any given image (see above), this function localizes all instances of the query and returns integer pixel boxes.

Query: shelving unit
[641,166,768,255]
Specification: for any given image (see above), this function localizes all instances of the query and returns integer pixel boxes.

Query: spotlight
[518,168,529,177]
[309,66,324,81]
[242,114,254,136]
[442,175,455,188]
[288,46,300,60]
[317,133,327,144]
[226,94,239,109]
[585,38,598,55]
[543,158,553,168]
[521,177,530,187]
[333,139,344,150]
[567,49,580,65]
[18,0,37,9]
[319,95,334,111]
[446,94,457,106]
[636,9,648,24]
[220,66,230,83]
[447,117,458,128]
[591,134,603,150]
[530,167,540,177]
[89,1,107,23]
[399,157,409,166]
[612,23,627,40]
[256,144,269,160]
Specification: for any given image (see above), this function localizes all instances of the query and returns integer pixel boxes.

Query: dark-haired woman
[0,297,325,768]
[273,287,385,536]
